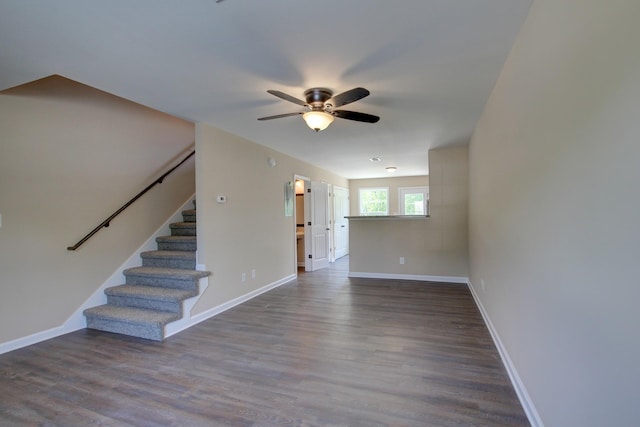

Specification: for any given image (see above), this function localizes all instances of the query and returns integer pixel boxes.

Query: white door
[333,186,349,259]
[310,181,330,271]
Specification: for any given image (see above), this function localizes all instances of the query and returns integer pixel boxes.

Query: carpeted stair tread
[84,305,180,326]
[123,266,210,280]
[141,250,196,260]
[169,222,196,236]
[106,285,198,301]
[155,235,197,251]
[182,209,196,222]
[170,222,196,229]
[140,250,196,269]
[156,235,196,242]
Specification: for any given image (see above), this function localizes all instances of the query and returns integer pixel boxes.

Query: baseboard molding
[0,326,66,355]
[348,271,468,284]
[0,195,196,356]
[164,272,210,337]
[467,279,544,427]
[165,274,296,338]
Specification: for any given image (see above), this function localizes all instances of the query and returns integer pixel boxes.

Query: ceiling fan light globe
[303,111,334,132]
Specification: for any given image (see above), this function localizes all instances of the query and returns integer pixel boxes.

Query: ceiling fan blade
[333,110,380,123]
[267,90,307,107]
[330,87,370,108]
[257,112,303,121]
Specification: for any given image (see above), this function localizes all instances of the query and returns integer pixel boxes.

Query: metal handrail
[67,150,195,251]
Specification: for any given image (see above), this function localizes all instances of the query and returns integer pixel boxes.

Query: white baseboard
[0,326,66,355]
[164,272,210,337]
[467,279,544,427]
[165,274,296,338]
[0,195,196,355]
[348,271,468,284]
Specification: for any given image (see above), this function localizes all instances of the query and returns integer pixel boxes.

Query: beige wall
[0,75,195,344]
[194,123,347,313]
[468,1,640,425]
[349,175,428,216]
[348,147,468,278]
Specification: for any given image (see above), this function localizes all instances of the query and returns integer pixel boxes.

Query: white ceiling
[0,0,531,179]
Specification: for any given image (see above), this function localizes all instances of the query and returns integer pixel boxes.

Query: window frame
[398,186,429,216]
[358,187,389,216]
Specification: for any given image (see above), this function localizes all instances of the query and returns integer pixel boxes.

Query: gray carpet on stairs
[84,202,210,341]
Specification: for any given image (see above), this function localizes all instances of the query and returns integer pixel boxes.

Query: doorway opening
[294,176,345,274]
[294,178,308,271]
[293,175,315,273]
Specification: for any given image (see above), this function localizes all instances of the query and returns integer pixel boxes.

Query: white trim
[328,183,335,263]
[166,274,296,338]
[398,186,428,216]
[348,271,468,284]
[164,273,210,337]
[358,186,389,216]
[293,174,311,182]
[467,279,544,427]
[0,195,196,355]
[0,326,67,355]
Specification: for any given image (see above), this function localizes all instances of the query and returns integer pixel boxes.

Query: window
[399,186,429,215]
[359,187,389,216]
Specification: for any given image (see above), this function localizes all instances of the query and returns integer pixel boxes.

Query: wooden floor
[0,257,529,426]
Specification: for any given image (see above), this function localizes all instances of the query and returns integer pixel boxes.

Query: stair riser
[141,258,196,269]
[182,214,196,222]
[157,241,197,251]
[107,295,183,314]
[85,316,165,341]
[125,275,199,291]
[170,227,196,236]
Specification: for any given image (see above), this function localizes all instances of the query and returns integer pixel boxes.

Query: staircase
[84,202,210,341]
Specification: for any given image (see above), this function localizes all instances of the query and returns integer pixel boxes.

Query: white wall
[349,147,468,279]
[0,75,195,345]
[468,1,640,425]
[194,123,348,314]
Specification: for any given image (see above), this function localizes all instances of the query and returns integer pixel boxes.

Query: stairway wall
[0,75,195,347]
[64,196,196,334]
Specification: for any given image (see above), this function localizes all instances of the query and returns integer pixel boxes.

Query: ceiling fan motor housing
[304,88,333,110]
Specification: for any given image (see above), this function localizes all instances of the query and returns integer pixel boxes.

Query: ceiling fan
[258,87,380,132]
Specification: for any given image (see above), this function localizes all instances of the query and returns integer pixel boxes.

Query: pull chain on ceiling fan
[258,87,380,132]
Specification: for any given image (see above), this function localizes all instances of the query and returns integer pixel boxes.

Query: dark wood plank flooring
[0,257,529,426]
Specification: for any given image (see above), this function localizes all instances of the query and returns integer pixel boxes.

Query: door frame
[293,174,311,273]
[332,185,350,261]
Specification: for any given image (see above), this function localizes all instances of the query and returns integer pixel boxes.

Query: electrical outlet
[241,272,246,282]
[399,257,405,265]
[251,269,256,279]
